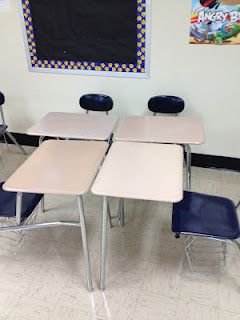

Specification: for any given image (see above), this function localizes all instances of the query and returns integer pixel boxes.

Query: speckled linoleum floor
[0,144,240,320]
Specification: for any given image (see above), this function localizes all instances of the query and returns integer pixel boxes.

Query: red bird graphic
[200,0,240,8]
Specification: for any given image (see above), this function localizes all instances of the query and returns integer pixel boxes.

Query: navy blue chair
[0,181,43,245]
[148,95,185,116]
[0,92,26,154]
[79,94,113,114]
[0,182,43,221]
[172,191,240,270]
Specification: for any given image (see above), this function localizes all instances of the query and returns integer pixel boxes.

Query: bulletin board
[19,0,151,78]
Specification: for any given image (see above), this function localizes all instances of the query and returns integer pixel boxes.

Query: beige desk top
[27,112,118,141]
[114,116,204,144]
[3,140,108,195]
[92,141,183,203]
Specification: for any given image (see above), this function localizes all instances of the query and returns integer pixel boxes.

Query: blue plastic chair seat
[0,182,43,221]
[148,95,184,114]
[172,191,240,240]
[0,124,7,136]
[79,94,113,112]
[0,92,5,106]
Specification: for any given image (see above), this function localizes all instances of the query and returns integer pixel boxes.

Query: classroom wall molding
[1,132,239,172]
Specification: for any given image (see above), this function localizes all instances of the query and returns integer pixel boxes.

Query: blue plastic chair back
[148,95,184,114]
[79,94,113,112]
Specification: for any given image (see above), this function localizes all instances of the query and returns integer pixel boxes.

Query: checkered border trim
[22,0,147,74]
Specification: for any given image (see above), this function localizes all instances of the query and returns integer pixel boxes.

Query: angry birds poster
[190,0,240,44]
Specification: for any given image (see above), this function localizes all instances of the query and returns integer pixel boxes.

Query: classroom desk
[27,112,118,144]
[91,141,183,290]
[3,140,108,292]
[114,116,204,189]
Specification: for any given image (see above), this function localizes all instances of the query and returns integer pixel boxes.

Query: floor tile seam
[218,308,240,319]
[173,252,185,300]
[115,286,143,320]
[53,307,90,319]
[143,259,185,274]
[141,287,183,301]
[4,295,30,319]
[20,271,75,299]
[27,235,84,251]
[178,293,219,309]
[19,289,69,313]
[176,296,220,312]
[220,270,240,279]
[179,266,221,308]
[137,255,151,293]
[140,255,185,300]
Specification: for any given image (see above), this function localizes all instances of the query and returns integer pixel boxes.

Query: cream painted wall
[0,0,239,158]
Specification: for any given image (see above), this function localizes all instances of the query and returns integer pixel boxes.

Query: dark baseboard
[191,153,240,172]
[1,132,240,172]
[3,132,40,147]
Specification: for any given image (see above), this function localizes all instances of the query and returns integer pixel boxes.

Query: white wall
[0,0,239,158]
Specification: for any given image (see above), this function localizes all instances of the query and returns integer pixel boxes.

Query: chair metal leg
[100,196,108,291]
[221,241,227,265]
[16,192,23,247]
[185,236,195,272]
[184,144,191,190]
[118,198,125,226]
[2,133,9,149]
[77,195,93,292]
[5,131,27,155]
[40,196,45,213]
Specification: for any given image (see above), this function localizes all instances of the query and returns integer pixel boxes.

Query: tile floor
[0,144,240,320]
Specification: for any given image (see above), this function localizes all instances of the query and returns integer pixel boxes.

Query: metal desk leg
[184,144,192,190]
[5,131,27,155]
[77,195,93,292]
[39,136,44,145]
[40,196,45,213]
[107,200,113,228]
[100,196,108,291]
[16,192,24,246]
[16,192,23,226]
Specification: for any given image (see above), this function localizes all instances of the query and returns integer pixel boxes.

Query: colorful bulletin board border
[190,0,240,45]
[19,0,151,78]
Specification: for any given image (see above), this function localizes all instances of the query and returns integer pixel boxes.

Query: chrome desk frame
[0,192,93,292]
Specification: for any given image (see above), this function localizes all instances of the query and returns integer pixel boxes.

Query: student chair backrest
[79,94,113,114]
[148,95,185,116]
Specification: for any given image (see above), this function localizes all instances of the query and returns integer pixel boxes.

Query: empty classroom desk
[91,141,183,290]
[114,116,204,189]
[3,140,108,292]
[27,112,118,144]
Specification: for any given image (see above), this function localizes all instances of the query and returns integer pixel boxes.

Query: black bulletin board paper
[21,0,150,77]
